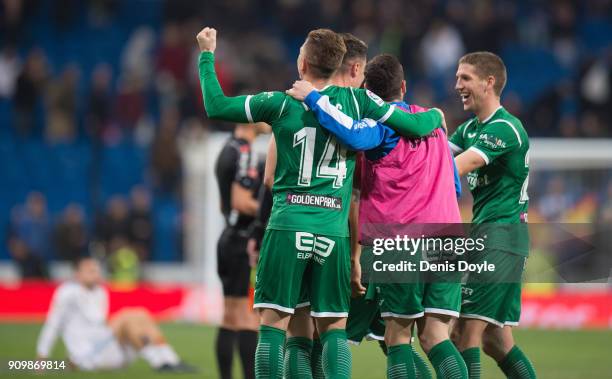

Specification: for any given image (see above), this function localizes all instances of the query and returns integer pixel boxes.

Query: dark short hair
[304,29,347,79]
[338,33,368,72]
[364,54,404,102]
[73,255,95,269]
[459,51,507,96]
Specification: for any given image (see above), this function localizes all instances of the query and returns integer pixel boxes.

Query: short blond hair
[304,29,347,79]
[459,52,507,96]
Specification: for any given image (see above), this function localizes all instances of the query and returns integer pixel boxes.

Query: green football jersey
[199,52,441,237]
[449,106,529,255]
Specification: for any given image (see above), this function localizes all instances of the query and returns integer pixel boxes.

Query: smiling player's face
[455,63,487,113]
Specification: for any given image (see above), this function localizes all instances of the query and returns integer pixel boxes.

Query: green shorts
[460,249,526,327]
[253,229,351,317]
[379,281,462,319]
[346,284,385,344]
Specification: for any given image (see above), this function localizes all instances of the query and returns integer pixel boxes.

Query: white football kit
[36,282,136,370]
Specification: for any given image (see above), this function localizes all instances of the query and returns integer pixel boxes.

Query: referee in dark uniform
[214,122,270,379]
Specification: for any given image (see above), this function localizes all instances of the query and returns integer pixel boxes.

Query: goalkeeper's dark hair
[304,29,347,79]
[339,33,367,72]
[364,54,404,102]
[73,255,96,269]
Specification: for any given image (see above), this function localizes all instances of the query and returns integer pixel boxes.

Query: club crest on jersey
[295,232,335,263]
[366,89,385,107]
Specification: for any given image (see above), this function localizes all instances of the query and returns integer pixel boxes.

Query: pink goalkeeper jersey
[358,104,462,243]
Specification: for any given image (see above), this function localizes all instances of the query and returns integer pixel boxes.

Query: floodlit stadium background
[0,1,611,378]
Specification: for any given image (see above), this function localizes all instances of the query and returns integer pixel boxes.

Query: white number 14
[293,127,347,188]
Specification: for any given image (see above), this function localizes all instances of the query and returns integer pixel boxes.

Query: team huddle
[203,25,536,379]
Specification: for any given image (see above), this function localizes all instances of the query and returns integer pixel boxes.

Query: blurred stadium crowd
[0,0,610,278]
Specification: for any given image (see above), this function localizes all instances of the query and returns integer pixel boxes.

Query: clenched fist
[196,27,217,53]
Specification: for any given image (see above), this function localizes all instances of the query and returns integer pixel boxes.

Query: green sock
[411,345,433,379]
[427,340,468,379]
[311,338,325,379]
[387,344,416,379]
[379,340,389,356]
[283,337,313,379]
[461,347,481,379]
[255,325,285,379]
[498,345,537,379]
[320,329,352,379]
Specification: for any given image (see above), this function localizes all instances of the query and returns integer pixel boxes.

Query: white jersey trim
[316,95,355,130]
[253,302,294,314]
[245,95,254,123]
[488,119,523,147]
[481,106,503,124]
[310,311,349,318]
[380,311,424,319]
[468,146,490,165]
[278,98,287,120]
[424,307,460,318]
[365,332,385,341]
[377,105,395,123]
[460,313,504,328]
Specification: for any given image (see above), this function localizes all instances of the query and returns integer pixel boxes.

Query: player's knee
[482,329,512,361]
[450,325,461,346]
[384,319,412,347]
[417,327,447,353]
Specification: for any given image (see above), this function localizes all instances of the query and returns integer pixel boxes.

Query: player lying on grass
[197,26,444,378]
[36,257,193,372]
[287,53,467,378]
[449,52,536,379]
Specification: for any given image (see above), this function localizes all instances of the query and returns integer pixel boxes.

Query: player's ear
[486,75,495,94]
[401,80,407,97]
[351,62,359,78]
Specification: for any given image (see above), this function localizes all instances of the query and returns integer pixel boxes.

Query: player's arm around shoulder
[351,87,445,138]
[286,82,386,151]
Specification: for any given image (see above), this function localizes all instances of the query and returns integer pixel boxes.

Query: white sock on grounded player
[140,344,180,368]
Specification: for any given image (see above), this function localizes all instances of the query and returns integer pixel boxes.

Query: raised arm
[196,27,253,123]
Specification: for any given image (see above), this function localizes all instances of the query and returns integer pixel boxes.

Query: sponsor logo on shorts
[286,193,342,210]
[295,232,335,264]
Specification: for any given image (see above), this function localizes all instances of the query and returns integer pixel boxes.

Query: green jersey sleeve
[470,120,523,165]
[449,120,469,154]
[198,52,285,123]
[247,91,287,123]
[354,88,441,137]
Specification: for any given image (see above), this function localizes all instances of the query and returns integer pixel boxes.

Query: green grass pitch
[0,323,610,378]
